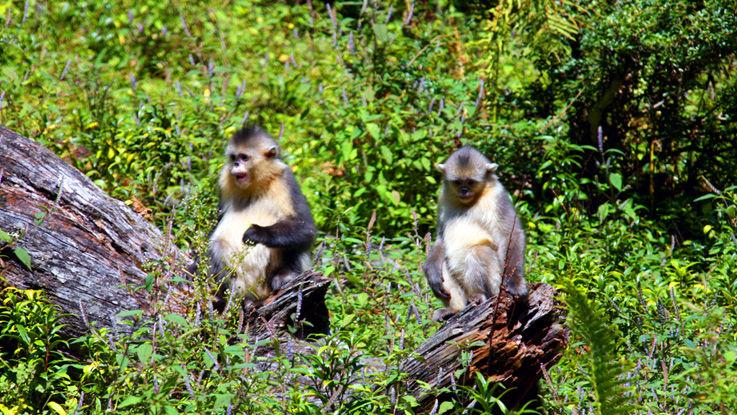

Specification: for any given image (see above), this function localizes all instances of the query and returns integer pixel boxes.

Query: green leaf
[341,140,354,162]
[366,122,380,139]
[597,203,613,223]
[17,325,30,345]
[213,393,233,409]
[136,343,153,364]
[373,24,388,43]
[115,309,143,319]
[437,401,455,414]
[224,344,245,355]
[47,402,67,415]
[164,313,188,327]
[380,145,393,164]
[14,247,31,270]
[0,230,12,243]
[119,396,143,408]
[145,273,154,292]
[693,193,717,202]
[609,173,623,192]
[401,395,419,407]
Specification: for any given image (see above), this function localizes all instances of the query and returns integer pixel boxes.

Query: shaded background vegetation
[1,0,736,414]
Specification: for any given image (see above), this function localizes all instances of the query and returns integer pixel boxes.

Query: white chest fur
[209,198,283,300]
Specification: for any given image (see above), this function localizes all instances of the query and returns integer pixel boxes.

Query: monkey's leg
[502,269,528,297]
[444,273,467,312]
[431,263,466,322]
[502,238,528,298]
[231,244,272,301]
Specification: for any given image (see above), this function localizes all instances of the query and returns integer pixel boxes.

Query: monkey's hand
[431,308,456,322]
[243,224,269,245]
[422,261,450,301]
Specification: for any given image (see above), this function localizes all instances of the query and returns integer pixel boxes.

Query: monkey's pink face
[229,152,252,186]
[450,178,483,204]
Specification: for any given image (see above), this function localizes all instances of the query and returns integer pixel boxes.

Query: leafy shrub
[534,0,737,230]
[0,288,79,414]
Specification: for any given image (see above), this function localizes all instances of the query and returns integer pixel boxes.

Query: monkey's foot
[503,280,529,298]
[468,294,488,306]
[432,308,457,322]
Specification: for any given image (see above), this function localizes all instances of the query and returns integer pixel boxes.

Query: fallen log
[0,125,189,338]
[405,283,569,410]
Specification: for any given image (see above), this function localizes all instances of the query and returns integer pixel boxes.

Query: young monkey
[422,146,527,321]
[207,126,316,309]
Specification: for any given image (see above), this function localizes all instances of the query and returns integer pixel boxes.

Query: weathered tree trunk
[405,283,569,411]
[243,270,332,340]
[0,125,189,338]
[0,125,568,408]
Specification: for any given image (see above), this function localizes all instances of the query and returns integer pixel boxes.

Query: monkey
[206,126,316,310]
[422,146,527,321]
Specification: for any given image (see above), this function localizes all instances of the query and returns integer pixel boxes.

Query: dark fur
[423,243,450,301]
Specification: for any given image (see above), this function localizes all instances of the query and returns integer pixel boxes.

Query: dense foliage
[1,0,736,414]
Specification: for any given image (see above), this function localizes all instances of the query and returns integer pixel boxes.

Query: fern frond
[564,280,635,415]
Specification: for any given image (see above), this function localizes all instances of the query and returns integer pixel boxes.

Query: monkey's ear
[486,163,498,173]
[264,145,278,159]
[436,163,445,173]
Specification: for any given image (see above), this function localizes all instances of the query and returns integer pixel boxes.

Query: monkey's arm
[422,241,450,301]
[243,174,317,249]
[243,218,316,249]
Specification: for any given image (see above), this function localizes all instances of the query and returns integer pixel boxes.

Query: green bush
[0,288,78,414]
[533,0,737,230]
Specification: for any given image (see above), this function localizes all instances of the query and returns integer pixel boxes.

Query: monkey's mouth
[458,193,474,202]
[234,173,248,184]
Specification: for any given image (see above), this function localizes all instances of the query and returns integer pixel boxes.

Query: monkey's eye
[466,179,476,186]
[453,179,462,186]
[238,154,250,162]
[229,154,236,162]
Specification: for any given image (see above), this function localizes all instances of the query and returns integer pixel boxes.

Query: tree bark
[0,125,189,338]
[405,283,569,411]
[243,270,332,340]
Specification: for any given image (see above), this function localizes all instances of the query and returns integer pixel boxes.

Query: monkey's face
[438,146,498,206]
[449,177,485,204]
[223,139,282,192]
[227,149,255,187]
